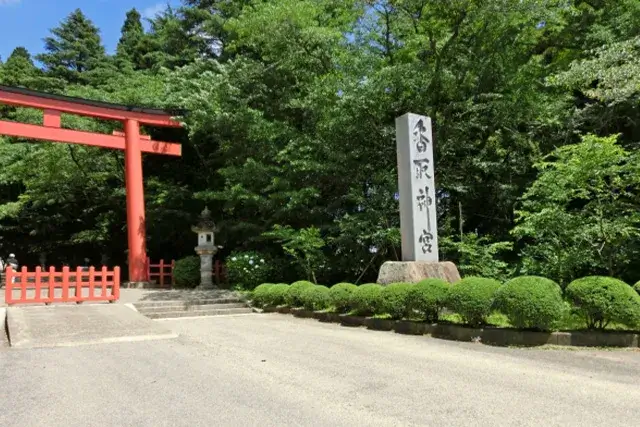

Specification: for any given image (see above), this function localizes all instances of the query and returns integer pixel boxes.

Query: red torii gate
[0,84,183,283]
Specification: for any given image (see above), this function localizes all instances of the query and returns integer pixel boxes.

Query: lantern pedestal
[195,247,217,289]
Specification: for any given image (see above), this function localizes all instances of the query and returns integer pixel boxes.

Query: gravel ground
[1,313,639,427]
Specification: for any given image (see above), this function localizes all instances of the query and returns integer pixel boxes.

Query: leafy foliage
[285,280,315,307]
[446,277,502,327]
[173,256,201,288]
[565,276,640,330]
[406,279,450,322]
[329,282,357,313]
[350,283,383,317]
[513,135,640,284]
[226,251,272,290]
[265,284,291,307]
[251,283,274,308]
[494,276,565,331]
[2,2,640,286]
[380,283,413,320]
[300,285,331,311]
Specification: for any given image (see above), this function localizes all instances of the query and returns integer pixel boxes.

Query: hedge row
[252,276,640,332]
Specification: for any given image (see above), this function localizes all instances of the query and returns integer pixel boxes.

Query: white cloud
[142,3,166,19]
[0,0,21,5]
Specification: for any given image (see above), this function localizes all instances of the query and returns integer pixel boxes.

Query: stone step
[134,298,244,308]
[144,307,254,319]
[135,302,248,313]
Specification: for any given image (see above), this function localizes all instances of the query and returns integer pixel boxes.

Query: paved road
[1,314,639,427]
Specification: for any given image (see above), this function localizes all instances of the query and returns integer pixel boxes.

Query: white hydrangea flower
[249,259,254,265]
[232,257,237,261]
[260,259,265,263]
[244,255,249,258]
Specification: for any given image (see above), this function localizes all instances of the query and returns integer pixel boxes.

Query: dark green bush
[285,280,315,307]
[446,277,502,327]
[381,283,413,319]
[264,283,289,307]
[406,279,449,322]
[300,285,331,311]
[350,283,383,316]
[565,276,640,329]
[173,256,201,287]
[494,276,564,331]
[329,283,357,313]
[251,283,274,307]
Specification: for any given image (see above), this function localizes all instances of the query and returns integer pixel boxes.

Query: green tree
[116,8,146,69]
[36,9,107,84]
[512,134,640,284]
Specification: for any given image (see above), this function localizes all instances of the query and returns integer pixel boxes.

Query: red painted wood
[146,258,174,288]
[43,109,61,127]
[0,88,181,127]
[89,266,95,299]
[0,120,181,156]
[113,131,151,140]
[125,119,147,283]
[4,266,120,305]
[62,267,70,301]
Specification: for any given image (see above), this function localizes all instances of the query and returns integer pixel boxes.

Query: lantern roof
[192,206,216,232]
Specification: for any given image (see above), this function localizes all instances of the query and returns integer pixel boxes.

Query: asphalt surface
[1,314,639,427]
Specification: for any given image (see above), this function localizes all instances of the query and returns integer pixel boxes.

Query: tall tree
[116,8,146,69]
[36,9,107,84]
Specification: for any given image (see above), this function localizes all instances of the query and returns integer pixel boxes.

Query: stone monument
[192,207,219,289]
[377,113,461,284]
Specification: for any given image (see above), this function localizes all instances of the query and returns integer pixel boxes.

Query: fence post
[61,266,70,301]
[19,266,27,302]
[159,259,165,287]
[47,266,55,305]
[35,266,42,303]
[100,266,107,297]
[5,267,13,305]
[75,267,83,304]
[112,266,120,302]
[85,266,94,300]
[171,260,176,286]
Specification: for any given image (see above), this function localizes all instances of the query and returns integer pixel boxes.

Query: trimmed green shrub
[286,280,315,307]
[446,277,501,327]
[329,283,357,313]
[251,283,274,307]
[264,283,289,307]
[350,283,383,316]
[406,278,449,322]
[634,281,640,296]
[494,276,564,331]
[300,285,331,311]
[381,283,413,319]
[565,276,640,329]
[173,256,201,287]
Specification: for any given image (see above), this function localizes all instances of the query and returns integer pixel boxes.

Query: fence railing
[4,266,120,305]
[145,258,227,287]
[146,258,175,288]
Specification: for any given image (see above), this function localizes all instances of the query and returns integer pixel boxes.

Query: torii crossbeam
[0,85,183,283]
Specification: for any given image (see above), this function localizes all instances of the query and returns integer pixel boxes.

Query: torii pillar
[0,85,183,283]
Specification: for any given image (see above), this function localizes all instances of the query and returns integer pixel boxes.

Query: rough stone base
[376,261,461,285]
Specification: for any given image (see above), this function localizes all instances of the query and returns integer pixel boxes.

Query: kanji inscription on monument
[395,113,439,262]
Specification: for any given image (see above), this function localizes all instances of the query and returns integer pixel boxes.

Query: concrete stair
[134,298,254,319]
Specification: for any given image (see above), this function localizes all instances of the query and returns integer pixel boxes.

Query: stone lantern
[191,207,218,289]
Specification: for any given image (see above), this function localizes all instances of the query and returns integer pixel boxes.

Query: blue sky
[0,0,180,61]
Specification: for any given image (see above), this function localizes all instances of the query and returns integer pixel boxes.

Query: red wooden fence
[4,266,120,305]
[146,258,175,287]
[145,258,227,286]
